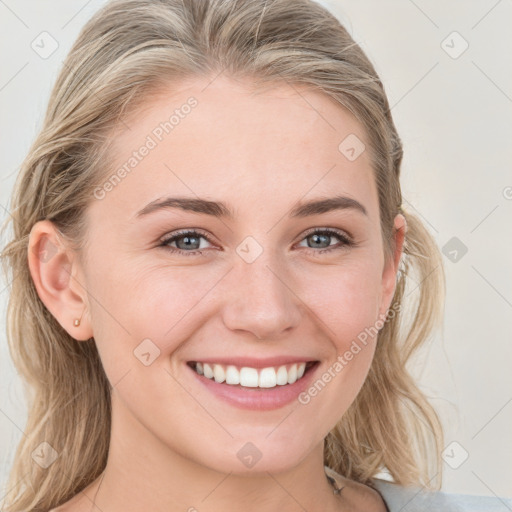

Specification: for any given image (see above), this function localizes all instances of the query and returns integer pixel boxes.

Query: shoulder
[370,477,512,512]
[325,465,387,512]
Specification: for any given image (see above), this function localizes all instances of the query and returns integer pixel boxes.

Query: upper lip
[187,356,318,369]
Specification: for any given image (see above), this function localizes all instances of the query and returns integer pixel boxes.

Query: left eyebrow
[134,194,367,219]
[290,195,368,218]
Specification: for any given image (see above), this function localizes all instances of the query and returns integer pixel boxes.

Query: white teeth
[193,361,311,388]
[213,365,225,383]
[259,367,277,388]
[240,367,259,387]
[225,365,240,385]
[203,363,214,379]
[287,364,298,384]
[276,365,288,385]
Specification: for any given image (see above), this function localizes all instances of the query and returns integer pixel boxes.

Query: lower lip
[186,362,320,411]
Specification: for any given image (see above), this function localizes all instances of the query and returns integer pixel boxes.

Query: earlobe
[27,220,92,341]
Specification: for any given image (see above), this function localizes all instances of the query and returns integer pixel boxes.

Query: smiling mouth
[186,361,318,389]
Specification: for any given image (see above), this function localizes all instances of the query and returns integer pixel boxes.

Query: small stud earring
[73,309,85,327]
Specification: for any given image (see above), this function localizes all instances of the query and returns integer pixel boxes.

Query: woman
[2,0,505,511]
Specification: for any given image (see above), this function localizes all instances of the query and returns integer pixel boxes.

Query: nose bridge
[222,243,301,339]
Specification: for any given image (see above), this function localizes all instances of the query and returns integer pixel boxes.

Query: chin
[195,438,312,476]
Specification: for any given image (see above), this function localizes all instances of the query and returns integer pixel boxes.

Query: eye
[297,228,355,255]
[159,229,214,256]
[159,227,355,257]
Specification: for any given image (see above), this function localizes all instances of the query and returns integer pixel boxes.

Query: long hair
[0,0,445,509]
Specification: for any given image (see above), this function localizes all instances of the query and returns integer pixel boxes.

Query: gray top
[371,478,512,512]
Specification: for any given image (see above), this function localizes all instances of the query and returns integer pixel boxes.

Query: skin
[29,74,405,512]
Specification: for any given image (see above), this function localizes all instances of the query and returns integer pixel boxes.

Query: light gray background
[1,0,511,500]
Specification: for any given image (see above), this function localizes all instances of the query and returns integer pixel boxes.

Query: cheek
[295,264,383,424]
[85,258,221,376]
[300,257,383,344]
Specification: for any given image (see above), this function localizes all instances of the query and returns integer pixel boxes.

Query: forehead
[93,75,378,222]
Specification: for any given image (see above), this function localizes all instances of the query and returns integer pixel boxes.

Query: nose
[221,255,302,340]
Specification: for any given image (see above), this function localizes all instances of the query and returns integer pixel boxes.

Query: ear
[378,213,406,318]
[27,220,93,341]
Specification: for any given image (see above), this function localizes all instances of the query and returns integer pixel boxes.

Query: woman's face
[66,75,404,474]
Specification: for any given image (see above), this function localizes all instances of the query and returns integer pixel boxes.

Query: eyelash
[158,228,355,257]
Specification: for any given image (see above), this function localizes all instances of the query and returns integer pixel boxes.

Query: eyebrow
[135,194,367,219]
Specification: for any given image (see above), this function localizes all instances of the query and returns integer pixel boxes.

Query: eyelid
[159,228,215,244]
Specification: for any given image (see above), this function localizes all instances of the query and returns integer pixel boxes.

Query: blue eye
[159,230,213,256]
[159,228,354,256]
[298,228,354,255]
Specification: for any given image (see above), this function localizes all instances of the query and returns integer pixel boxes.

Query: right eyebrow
[135,196,234,219]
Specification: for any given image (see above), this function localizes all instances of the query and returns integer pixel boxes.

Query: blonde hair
[0,0,445,509]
